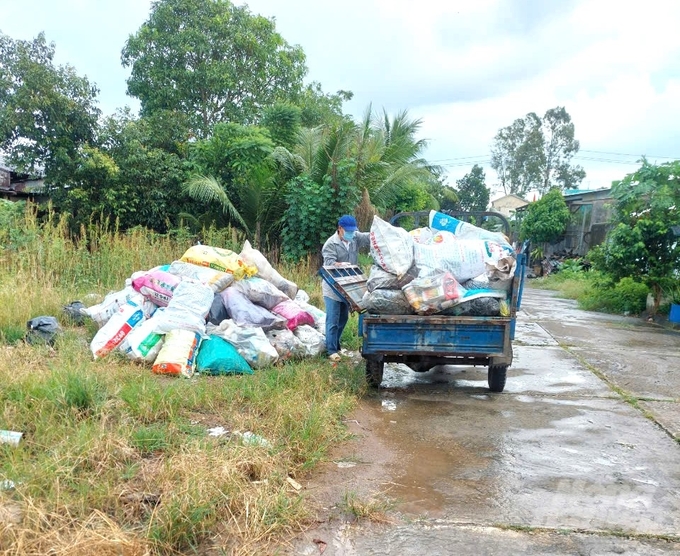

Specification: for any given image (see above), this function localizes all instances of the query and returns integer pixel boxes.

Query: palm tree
[287,107,440,211]
[183,107,441,254]
[182,160,287,249]
[351,107,441,214]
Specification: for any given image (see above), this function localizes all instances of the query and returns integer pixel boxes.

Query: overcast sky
[3,0,680,199]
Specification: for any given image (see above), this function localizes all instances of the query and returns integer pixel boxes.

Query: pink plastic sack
[132,270,181,306]
[271,299,314,331]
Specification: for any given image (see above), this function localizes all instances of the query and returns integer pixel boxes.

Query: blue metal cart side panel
[509,252,526,340]
[515,252,527,311]
[361,316,509,357]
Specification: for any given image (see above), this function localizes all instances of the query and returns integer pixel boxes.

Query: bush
[534,266,649,316]
[520,188,570,244]
[581,277,649,315]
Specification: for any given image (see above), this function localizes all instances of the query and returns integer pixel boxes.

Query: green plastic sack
[196,335,253,375]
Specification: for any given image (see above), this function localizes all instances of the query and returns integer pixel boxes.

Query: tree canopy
[491,107,585,197]
[454,164,490,212]
[1,11,443,259]
[122,0,308,136]
[0,31,100,185]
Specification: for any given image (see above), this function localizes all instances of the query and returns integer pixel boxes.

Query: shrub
[520,188,570,244]
[581,277,649,315]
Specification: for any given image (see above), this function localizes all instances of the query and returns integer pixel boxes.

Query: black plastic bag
[440,297,502,317]
[207,293,229,325]
[63,301,86,325]
[361,289,414,315]
[26,316,62,346]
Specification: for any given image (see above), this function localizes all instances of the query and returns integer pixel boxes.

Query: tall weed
[0,206,363,554]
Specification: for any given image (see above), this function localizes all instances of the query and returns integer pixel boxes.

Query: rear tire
[488,365,507,393]
[366,359,384,388]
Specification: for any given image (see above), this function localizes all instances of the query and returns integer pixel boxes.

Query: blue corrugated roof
[563,187,610,197]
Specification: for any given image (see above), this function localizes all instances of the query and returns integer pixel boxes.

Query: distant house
[490,194,529,219]
[0,164,9,192]
[550,188,614,256]
[0,159,47,203]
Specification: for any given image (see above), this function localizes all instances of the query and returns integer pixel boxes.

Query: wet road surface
[291,288,680,555]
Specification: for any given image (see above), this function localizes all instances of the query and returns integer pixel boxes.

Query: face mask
[344,231,355,241]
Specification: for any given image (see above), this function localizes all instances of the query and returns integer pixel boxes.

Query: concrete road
[291,288,680,555]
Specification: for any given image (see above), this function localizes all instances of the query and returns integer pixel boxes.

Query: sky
[3,0,680,199]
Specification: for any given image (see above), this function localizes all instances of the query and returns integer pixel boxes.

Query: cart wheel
[488,365,507,393]
[366,359,384,388]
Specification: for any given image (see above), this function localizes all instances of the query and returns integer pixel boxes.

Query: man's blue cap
[338,215,358,231]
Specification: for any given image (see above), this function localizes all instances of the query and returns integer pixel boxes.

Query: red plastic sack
[271,299,314,331]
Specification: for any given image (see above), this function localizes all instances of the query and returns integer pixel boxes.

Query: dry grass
[0,339,362,554]
[0,207,365,555]
[339,491,395,524]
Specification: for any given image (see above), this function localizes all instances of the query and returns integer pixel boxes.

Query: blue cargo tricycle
[320,211,527,392]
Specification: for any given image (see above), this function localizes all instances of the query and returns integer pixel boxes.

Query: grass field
[0,207,366,555]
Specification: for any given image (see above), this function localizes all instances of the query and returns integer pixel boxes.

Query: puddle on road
[358,362,680,534]
[372,406,493,518]
[365,370,500,518]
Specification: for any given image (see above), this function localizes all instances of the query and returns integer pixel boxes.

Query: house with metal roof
[0,158,47,202]
[553,188,614,256]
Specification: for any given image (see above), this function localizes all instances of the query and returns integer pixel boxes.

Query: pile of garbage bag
[82,241,326,378]
[362,210,516,317]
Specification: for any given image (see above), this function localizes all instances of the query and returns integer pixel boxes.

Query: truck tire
[366,359,384,388]
[488,365,507,393]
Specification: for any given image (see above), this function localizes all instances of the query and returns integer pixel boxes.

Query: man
[321,215,370,362]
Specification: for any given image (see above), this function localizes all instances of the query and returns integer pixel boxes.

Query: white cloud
[2,0,152,114]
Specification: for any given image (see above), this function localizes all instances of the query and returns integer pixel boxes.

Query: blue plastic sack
[429,210,510,244]
[196,335,253,375]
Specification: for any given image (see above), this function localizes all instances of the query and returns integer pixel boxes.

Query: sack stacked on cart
[360,216,416,315]
[82,242,327,377]
[427,210,516,288]
[364,214,516,316]
[412,227,515,284]
[411,213,516,315]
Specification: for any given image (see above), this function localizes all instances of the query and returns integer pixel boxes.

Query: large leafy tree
[490,112,543,198]
[455,164,490,212]
[294,82,353,128]
[540,107,586,191]
[590,159,680,313]
[0,31,100,186]
[98,111,191,231]
[122,0,307,136]
[490,107,585,197]
[56,110,191,232]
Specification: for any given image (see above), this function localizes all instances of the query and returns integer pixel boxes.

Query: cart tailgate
[361,314,510,357]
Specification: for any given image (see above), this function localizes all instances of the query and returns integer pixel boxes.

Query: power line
[431,150,679,166]
[438,157,640,168]
[428,155,489,163]
[572,156,641,165]
[580,149,680,160]
[439,160,491,168]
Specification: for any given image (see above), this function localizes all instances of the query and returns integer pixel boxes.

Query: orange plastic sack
[152,329,201,378]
